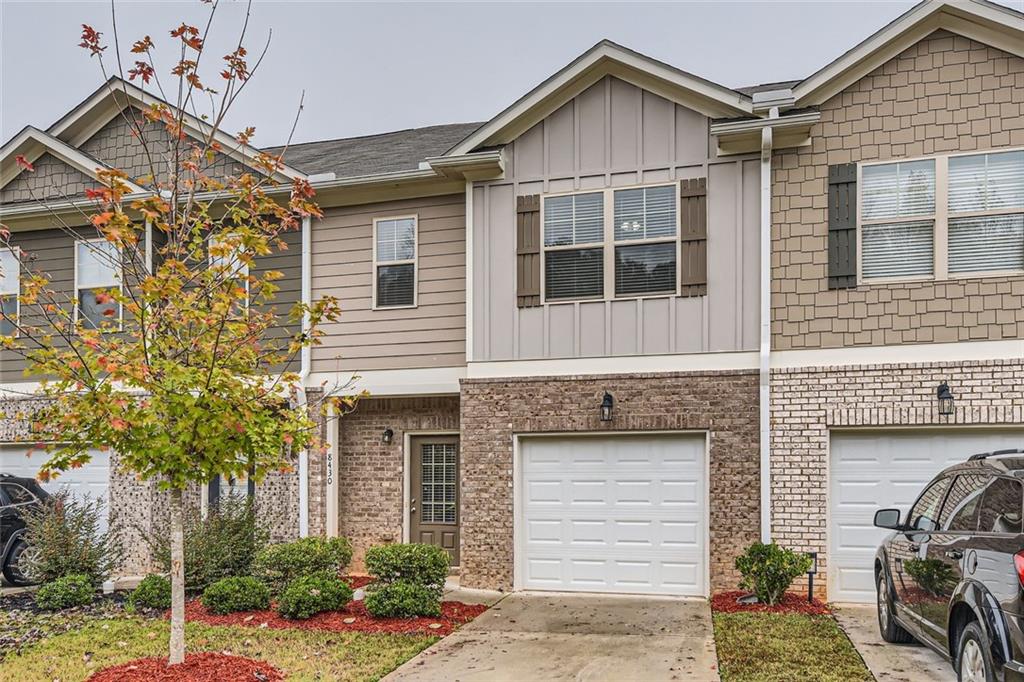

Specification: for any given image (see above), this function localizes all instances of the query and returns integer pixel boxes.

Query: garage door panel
[0,447,111,533]
[521,434,706,596]
[829,429,1024,603]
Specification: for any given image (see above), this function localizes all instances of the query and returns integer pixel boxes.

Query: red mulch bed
[711,591,831,615]
[343,575,374,590]
[88,652,283,682]
[179,599,488,637]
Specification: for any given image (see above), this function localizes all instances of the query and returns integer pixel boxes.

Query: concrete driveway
[835,605,955,682]
[384,592,719,681]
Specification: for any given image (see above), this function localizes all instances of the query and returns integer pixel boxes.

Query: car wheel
[877,572,913,643]
[2,539,39,586]
[957,621,995,682]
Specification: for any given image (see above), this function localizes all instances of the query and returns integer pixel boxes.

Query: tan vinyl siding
[311,194,465,371]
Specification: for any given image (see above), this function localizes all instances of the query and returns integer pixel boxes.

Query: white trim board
[467,352,760,379]
[307,366,465,397]
[771,339,1024,370]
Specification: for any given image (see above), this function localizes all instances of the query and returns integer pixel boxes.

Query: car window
[909,476,952,532]
[1,482,36,505]
[978,477,1023,534]
[940,474,989,531]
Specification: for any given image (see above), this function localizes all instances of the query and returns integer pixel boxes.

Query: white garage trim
[513,430,710,597]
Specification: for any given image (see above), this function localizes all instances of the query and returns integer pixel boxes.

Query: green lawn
[713,612,872,682]
[1,617,436,682]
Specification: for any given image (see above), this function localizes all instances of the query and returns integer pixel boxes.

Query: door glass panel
[978,477,1023,534]
[421,443,456,524]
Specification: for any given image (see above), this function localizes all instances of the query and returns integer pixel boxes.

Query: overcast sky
[1,0,1021,148]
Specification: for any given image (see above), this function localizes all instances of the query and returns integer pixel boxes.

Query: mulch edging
[343,575,374,590]
[88,652,284,682]
[712,591,831,616]
[179,599,488,637]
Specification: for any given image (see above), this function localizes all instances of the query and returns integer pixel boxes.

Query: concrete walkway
[835,605,955,682]
[385,592,719,681]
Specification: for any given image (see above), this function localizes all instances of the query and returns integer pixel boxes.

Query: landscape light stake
[807,551,818,603]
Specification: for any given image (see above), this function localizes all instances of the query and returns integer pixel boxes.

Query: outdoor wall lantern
[937,382,955,417]
[600,392,615,422]
[382,428,394,445]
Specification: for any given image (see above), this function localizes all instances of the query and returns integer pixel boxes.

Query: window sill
[372,303,418,311]
[541,292,701,305]
[859,269,1024,286]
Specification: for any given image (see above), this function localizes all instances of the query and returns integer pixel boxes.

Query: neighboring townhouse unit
[1,0,1021,602]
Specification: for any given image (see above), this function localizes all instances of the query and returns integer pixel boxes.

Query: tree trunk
[169,487,186,665]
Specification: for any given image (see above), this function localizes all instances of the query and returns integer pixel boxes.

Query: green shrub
[364,581,441,618]
[127,575,172,611]
[276,573,353,620]
[201,576,271,614]
[22,490,124,585]
[364,543,449,597]
[735,542,813,606]
[35,574,94,610]
[142,494,269,592]
[253,537,352,594]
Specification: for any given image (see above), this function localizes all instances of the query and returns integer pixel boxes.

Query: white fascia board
[466,352,760,379]
[446,41,752,156]
[709,111,821,137]
[771,338,1024,371]
[792,1,1024,107]
[1,127,147,194]
[306,366,465,397]
[425,150,504,180]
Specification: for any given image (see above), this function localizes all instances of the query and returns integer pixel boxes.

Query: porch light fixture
[382,428,394,445]
[600,392,615,422]
[937,382,955,417]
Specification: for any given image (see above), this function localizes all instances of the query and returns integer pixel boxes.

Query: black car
[0,473,48,585]
[874,449,1024,682]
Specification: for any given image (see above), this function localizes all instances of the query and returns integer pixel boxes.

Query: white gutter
[297,214,312,537]
[759,108,777,544]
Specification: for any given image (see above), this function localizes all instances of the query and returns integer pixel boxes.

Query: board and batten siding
[310,194,466,372]
[472,75,760,362]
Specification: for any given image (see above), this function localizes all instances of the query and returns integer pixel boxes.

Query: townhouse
[1,0,1022,601]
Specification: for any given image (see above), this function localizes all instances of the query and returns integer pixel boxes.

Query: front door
[410,436,460,565]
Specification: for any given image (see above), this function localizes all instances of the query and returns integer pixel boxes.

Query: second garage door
[0,446,111,532]
[519,433,706,596]
[830,428,1024,603]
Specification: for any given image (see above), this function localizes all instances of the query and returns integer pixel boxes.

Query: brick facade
[772,30,1024,350]
[459,371,760,593]
[770,358,1024,597]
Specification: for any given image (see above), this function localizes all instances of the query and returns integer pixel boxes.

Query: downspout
[298,214,312,537]
[759,108,777,544]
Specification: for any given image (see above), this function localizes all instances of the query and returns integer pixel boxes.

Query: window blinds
[861,221,934,279]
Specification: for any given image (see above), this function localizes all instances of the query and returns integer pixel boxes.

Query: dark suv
[0,473,47,585]
[874,449,1024,682]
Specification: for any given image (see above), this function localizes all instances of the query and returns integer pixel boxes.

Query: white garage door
[519,434,706,596]
[0,446,111,532]
[830,429,1024,603]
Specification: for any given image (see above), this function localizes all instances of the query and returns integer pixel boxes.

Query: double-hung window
[75,239,121,329]
[208,234,250,310]
[373,216,417,308]
[542,184,679,301]
[0,248,19,336]
[859,149,1024,282]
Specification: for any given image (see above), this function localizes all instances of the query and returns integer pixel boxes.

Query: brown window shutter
[679,178,707,297]
[516,194,541,307]
[828,163,857,289]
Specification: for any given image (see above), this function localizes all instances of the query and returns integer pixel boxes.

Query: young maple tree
[0,1,356,665]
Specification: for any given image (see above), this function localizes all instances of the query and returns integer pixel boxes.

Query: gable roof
[0,125,148,196]
[446,39,753,156]
[264,122,482,179]
[46,77,306,182]
[792,0,1024,107]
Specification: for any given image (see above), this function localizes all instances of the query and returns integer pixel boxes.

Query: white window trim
[857,146,1024,285]
[540,182,682,304]
[207,235,251,310]
[73,238,123,330]
[372,214,418,310]
[0,247,20,338]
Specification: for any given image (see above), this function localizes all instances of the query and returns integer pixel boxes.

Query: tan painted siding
[311,194,466,371]
[772,30,1024,350]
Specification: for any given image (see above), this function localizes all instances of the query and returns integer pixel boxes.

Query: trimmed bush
[253,537,352,594]
[364,581,441,619]
[22,490,124,585]
[35,574,94,610]
[142,494,269,592]
[201,576,271,614]
[127,575,172,611]
[277,573,353,620]
[364,543,449,596]
[735,542,813,606]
